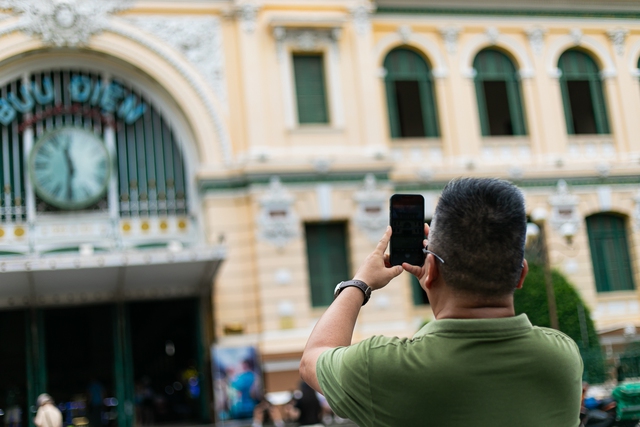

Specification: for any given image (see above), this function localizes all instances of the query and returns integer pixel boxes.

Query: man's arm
[299,226,403,393]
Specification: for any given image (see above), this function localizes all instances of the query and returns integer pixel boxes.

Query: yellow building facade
[1,0,640,421]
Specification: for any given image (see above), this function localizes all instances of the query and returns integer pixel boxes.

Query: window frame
[292,52,330,125]
[473,48,527,137]
[274,27,344,130]
[558,49,610,135]
[304,221,351,307]
[586,213,636,293]
[383,47,440,139]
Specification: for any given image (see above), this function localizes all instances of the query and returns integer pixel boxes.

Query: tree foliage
[514,262,606,383]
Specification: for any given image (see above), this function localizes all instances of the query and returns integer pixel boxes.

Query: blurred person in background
[34,394,62,427]
[290,381,322,426]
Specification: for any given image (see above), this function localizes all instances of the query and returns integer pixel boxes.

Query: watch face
[29,127,111,210]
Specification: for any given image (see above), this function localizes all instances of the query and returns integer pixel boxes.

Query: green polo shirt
[317,314,583,427]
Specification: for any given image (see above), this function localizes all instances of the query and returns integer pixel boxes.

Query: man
[300,178,583,427]
[34,394,62,427]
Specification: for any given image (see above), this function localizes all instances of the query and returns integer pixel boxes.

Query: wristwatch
[334,280,372,306]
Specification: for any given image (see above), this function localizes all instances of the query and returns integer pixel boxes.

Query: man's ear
[516,259,529,290]
[423,254,439,291]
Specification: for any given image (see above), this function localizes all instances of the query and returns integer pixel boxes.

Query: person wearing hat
[34,394,62,427]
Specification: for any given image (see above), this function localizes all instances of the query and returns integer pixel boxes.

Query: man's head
[37,393,53,407]
[428,178,527,299]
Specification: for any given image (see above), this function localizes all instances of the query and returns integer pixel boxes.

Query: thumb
[387,265,403,281]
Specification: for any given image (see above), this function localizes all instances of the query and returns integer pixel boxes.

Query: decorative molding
[350,1,374,35]
[547,33,616,79]
[126,15,228,109]
[373,31,448,78]
[237,2,260,34]
[634,189,640,230]
[570,28,583,45]
[439,26,461,54]
[273,26,344,129]
[607,28,628,57]
[548,180,581,234]
[0,0,132,46]
[275,27,340,53]
[460,31,535,79]
[485,26,499,45]
[257,177,298,248]
[106,20,233,165]
[353,174,387,242]
[398,25,411,43]
[526,27,547,56]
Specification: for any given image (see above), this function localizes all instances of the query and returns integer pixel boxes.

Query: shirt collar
[414,313,533,338]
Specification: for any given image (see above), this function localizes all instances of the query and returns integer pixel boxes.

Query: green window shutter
[587,214,635,292]
[558,50,610,135]
[411,275,429,305]
[293,54,329,124]
[473,49,527,136]
[383,48,439,138]
[305,222,350,307]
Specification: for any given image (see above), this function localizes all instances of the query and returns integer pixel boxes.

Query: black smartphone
[389,194,425,266]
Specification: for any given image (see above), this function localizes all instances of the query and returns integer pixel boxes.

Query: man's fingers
[375,226,392,255]
[383,254,391,268]
[402,262,422,277]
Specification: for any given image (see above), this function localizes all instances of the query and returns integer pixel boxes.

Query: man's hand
[353,225,403,290]
[300,226,404,393]
[401,223,430,286]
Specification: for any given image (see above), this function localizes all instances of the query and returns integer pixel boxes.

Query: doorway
[0,311,28,427]
[43,305,115,427]
[129,299,202,425]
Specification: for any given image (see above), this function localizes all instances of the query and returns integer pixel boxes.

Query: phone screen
[389,194,425,266]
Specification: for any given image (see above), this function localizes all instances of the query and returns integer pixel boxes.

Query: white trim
[459,32,535,79]
[373,31,448,78]
[276,28,344,130]
[627,38,640,76]
[546,33,617,78]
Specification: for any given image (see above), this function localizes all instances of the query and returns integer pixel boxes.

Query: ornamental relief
[0,0,132,46]
[125,16,228,108]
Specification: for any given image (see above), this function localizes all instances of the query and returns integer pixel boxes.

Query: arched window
[586,213,635,292]
[473,49,527,136]
[383,48,439,138]
[558,50,610,135]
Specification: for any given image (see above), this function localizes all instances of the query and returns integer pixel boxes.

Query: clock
[29,127,111,210]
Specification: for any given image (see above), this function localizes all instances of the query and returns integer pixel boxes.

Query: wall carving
[526,27,547,55]
[0,0,131,46]
[549,180,581,236]
[607,28,628,57]
[258,177,298,248]
[126,15,228,108]
[353,174,388,242]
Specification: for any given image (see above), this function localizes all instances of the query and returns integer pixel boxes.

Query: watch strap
[334,280,371,306]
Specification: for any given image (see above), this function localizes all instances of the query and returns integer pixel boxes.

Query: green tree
[514,263,606,383]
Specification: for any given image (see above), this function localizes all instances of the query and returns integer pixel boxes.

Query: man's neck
[433,291,516,320]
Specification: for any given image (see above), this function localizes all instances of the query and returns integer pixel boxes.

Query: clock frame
[29,127,111,211]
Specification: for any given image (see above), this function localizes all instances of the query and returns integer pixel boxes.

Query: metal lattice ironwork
[0,68,189,223]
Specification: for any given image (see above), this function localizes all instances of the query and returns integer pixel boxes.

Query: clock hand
[64,141,75,201]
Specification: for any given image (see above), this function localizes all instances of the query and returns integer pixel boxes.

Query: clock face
[29,127,111,210]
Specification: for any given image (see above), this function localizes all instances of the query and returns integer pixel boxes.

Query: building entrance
[130,299,204,425]
[0,311,28,427]
[0,297,210,427]
[44,305,115,427]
